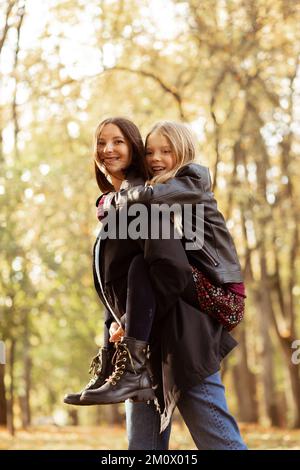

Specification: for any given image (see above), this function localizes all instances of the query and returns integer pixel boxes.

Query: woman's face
[145,132,176,177]
[97,124,132,179]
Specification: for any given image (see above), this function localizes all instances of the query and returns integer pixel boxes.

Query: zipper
[201,246,219,267]
[94,236,121,326]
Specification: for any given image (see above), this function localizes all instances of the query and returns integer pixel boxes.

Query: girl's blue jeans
[125,371,247,450]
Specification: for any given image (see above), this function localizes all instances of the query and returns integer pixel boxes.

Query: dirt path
[1,423,300,450]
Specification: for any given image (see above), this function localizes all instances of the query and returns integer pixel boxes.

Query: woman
[64,117,191,406]
[65,117,246,450]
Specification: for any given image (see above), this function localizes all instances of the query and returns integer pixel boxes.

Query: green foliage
[0,0,299,429]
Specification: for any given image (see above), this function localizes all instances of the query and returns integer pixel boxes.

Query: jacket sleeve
[113,164,211,208]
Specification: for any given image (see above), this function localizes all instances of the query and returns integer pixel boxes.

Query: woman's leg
[125,254,156,341]
[125,400,171,450]
[177,372,247,450]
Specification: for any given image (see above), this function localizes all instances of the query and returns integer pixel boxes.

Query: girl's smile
[146,132,176,176]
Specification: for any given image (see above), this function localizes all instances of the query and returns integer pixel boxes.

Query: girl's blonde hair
[145,121,196,185]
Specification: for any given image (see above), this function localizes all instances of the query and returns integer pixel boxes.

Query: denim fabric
[125,371,247,450]
[125,400,171,450]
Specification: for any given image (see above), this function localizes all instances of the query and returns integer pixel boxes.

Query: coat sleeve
[142,237,193,320]
[113,164,211,208]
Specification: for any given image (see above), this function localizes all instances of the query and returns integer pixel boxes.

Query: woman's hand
[109,321,124,343]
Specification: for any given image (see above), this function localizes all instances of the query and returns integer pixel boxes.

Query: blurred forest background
[0,0,300,449]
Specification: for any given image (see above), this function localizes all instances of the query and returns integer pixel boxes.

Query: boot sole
[80,388,155,405]
[64,397,92,406]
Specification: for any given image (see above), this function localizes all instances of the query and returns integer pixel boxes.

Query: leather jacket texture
[113,163,243,285]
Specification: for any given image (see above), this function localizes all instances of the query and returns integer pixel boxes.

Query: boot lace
[106,342,137,386]
[84,352,103,389]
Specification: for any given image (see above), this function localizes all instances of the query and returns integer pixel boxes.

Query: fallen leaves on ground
[0,423,299,450]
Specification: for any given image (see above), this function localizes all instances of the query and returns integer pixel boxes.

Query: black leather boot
[63,347,113,405]
[80,337,155,405]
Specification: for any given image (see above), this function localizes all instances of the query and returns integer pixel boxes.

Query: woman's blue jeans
[125,371,247,450]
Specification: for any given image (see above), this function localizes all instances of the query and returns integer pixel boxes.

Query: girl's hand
[96,193,115,221]
[96,196,107,221]
[109,321,119,337]
[109,322,124,343]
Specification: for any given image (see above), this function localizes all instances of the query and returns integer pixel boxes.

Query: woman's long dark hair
[93,117,148,193]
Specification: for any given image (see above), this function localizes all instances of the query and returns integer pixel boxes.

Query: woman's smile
[97,123,132,179]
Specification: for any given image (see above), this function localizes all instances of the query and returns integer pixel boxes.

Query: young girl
[96,120,246,347]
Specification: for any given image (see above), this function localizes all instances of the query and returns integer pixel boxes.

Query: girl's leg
[80,255,156,405]
[125,400,171,450]
[103,308,112,347]
[177,372,247,450]
[125,254,156,341]
[125,256,200,340]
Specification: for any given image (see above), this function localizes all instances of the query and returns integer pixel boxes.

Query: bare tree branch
[209,68,228,190]
[12,1,26,160]
[104,65,187,120]
[0,0,17,55]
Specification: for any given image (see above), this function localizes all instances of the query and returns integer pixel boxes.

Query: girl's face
[145,132,176,176]
[97,124,132,179]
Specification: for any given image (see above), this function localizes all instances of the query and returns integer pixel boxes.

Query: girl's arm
[109,163,212,210]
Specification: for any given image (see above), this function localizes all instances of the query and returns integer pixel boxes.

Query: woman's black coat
[92,173,237,431]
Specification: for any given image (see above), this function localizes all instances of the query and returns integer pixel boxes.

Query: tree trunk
[256,249,281,426]
[108,404,123,425]
[231,327,258,422]
[286,357,300,428]
[68,409,79,426]
[0,363,7,426]
[275,335,300,428]
[21,312,31,428]
[269,236,300,427]
[7,339,16,436]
